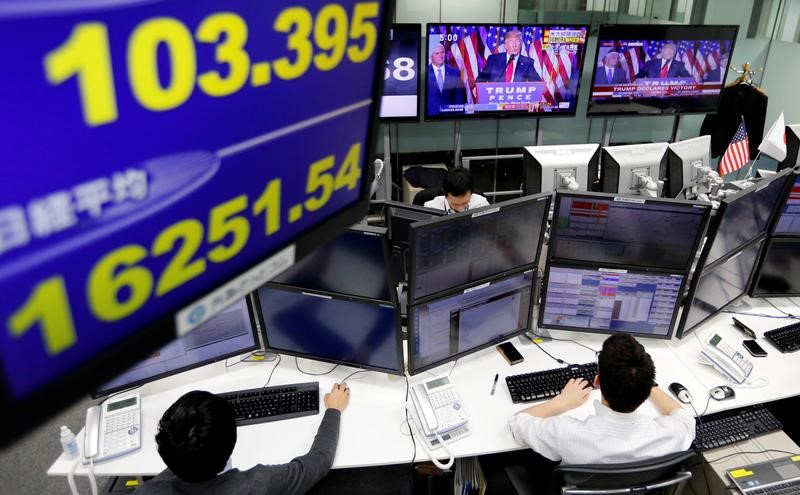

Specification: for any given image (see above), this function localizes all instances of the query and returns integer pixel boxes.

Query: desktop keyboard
[764,321,800,353]
[219,382,319,426]
[747,479,800,494]
[505,363,598,403]
[693,404,782,452]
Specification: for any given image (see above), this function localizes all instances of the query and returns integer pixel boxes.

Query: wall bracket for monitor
[630,168,664,197]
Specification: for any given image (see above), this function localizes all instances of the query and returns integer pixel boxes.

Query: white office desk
[47,326,712,478]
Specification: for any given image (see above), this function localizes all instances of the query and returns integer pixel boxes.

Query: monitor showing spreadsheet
[539,264,684,338]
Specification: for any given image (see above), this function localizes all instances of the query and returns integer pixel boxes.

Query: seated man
[136,383,350,494]
[508,333,694,465]
[423,168,490,214]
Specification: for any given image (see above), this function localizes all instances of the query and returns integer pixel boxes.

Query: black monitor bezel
[700,169,793,270]
[268,225,397,306]
[254,284,404,376]
[423,23,590,121]
[549,190,711,273]
[768,172,800,237]
[537,261,686,340]
[383,200,446,242]
[750,236,800,297]
[407,193,552,304]
[586,24,739,117]
[92,297,262,398]
[379,23,423,122]
[407,266,537,375]
[675,235,765,339]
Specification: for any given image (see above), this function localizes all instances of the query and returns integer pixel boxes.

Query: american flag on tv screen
[719,117,750,176]
[611,39,728,83]
[430,25,585,105]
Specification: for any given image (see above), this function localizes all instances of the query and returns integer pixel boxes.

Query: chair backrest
[550,450,698,495]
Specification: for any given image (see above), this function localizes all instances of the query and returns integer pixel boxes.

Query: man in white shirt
[508,333,695,465]
[423,168,490,214]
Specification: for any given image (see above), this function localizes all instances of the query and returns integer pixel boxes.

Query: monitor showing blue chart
[539,265,684,338]
[409,269,535,373]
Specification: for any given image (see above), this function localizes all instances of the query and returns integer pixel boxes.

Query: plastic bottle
[60,425,79,459]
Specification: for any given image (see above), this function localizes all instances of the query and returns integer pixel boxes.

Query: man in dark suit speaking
[427,43,465,116]
[474,29,540,99]
[636,43,691,79]
[595,51,628,84]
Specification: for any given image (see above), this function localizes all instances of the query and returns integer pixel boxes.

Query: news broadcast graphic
[0,0,389,444]
[425,24,588,119]
[587,24,738,116]
[379,23,420,120]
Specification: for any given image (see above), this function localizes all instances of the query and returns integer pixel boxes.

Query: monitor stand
[525,326,552,341]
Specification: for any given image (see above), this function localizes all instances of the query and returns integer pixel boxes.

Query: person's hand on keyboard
[554,378,592,411]
[324,383,350,412]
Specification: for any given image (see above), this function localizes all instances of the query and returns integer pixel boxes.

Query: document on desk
[454,457,486,495]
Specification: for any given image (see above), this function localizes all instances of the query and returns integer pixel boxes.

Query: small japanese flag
[758,112,787,161]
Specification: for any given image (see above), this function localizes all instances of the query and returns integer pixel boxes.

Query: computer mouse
[669,382,693,404]
[710,385,735,401]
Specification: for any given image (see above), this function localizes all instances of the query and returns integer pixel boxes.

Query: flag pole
[744,150,763,180]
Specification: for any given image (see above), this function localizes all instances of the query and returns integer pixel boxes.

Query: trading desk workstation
[49,169,800,488]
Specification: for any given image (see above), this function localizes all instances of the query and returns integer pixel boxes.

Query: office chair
[549,450,696,495]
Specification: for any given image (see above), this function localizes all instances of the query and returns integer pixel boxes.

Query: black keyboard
[764,321,800,353]
[220,382,319,426]
[693,404,782,452]
[506,363,598,403]
[749,479,800,494]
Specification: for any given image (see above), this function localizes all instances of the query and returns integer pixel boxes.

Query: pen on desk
[490,373,499,395]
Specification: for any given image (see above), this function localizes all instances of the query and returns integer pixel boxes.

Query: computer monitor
[676,237,764,339]
[270,225,394,303]
[666,135,711,198]
[601,143,668,197]
[409,194,551,302]
[95,298,260,396]
[702,169,793,268]
[587,24,739,116]
[549,192,710,272]
[522,144,599,194]
[383,202,445,285]
[408,269,535,374]
[380,24,422,121]
[539,264,684,339]
[256,285,402,375]
[751,237,800,297]
[424,24,589,119]
[772,175,800,235]
[778,125,800,171]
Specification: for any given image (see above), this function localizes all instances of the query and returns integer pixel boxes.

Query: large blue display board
[0,0,388,439]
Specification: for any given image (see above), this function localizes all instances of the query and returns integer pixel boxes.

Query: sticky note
[792,455,800,462]
[125,480,140,487]
[730,469,754,478]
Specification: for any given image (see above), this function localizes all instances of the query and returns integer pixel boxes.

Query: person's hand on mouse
[324,382,350,412]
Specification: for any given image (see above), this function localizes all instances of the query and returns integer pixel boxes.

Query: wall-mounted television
[587,24,738,116]
[380,24,421,121]
[424,24,589,119]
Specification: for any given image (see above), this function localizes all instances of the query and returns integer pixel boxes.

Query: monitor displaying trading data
[550,193,709,271]
[270,226,393,302]
[409,194,550,302]
[704,171,792,267]
[409,269,535,373]
[97,299,258,396]
[256,285,402,374]
[678,238,763,338]
[773,175,800,235]
[752,238,800,296]
[540,265,684,338]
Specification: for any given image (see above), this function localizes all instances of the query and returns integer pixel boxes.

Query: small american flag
[719,117,750,176]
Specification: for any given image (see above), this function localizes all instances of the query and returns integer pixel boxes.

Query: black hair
[598,333,656,413]
[442,168,474,197]
[155,390,237,482]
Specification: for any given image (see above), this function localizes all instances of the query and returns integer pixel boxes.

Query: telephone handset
[83,394,142,464]
[700,334,753,384]
[410,376,468,437]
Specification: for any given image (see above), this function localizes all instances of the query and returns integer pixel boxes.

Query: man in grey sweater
[135,382,350,494]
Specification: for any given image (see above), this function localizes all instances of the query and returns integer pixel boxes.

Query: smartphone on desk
[743,339,768,357]
[497,342,524,365]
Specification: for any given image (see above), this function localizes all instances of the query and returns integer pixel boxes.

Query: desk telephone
[410,376,468,438]
[83,394,141,464]
[700,334,753,384]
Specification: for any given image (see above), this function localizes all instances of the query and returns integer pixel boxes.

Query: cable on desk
[447,359,458,377]
[404,374,417,494]
[721,310,796,319]
[262,354,282,387]
[546,336,598,354]
[764,298,798,319]
[295,356,339,376]
[526,334,570,366]
[340,369,368,384]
